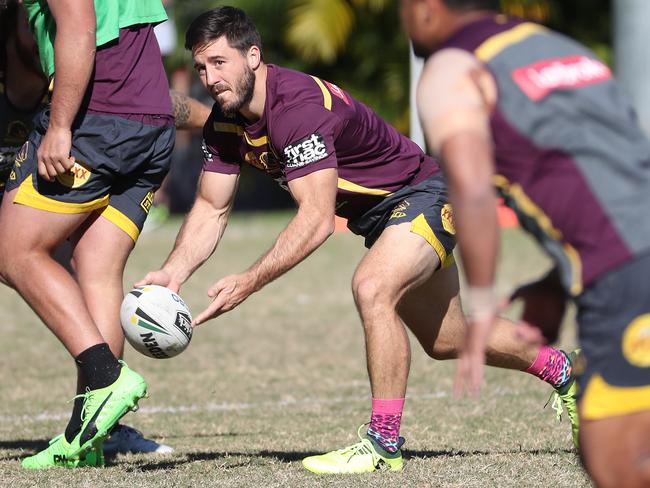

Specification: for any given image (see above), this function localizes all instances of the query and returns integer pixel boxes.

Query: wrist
[466,285,497,322]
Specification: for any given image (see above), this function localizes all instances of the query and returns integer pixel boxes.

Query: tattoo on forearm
[171,90,190,128]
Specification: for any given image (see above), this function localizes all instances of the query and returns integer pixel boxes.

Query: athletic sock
[74,343,121,391]
[64,393,86,443]
[526,346,572,389]
[367,398,405,453]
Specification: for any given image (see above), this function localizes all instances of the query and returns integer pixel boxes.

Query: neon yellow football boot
[302,425,404,474]
[547,349,581,449]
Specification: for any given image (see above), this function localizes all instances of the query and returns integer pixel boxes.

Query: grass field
[0,211,591,487]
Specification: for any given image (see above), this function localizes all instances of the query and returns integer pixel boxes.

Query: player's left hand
[453,313,494,399]
[193,272,256,326]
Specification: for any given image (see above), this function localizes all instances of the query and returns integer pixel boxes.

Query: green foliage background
[168,0,611,133]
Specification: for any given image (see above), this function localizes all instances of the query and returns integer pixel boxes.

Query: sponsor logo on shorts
[622,314,650,367]
[441,203,455,235]
[283,133,328,169]
[55,160,92,188]
[16,142,29,165]
[9,170,15,181]
[140,191,154,214]
[245,151,268,170]
[390,200,410,220]
[512,55,612,101]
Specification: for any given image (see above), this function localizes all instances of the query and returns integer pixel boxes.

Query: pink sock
[526,346,572,388]
[367,398,405,453]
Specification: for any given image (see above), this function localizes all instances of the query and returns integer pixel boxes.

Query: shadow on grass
[126,446,576,471]
[0,439,49,460]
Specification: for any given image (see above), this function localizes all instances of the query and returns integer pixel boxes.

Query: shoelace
[73,387,102,425]
[545,391,564,422]
[331,424,384,466]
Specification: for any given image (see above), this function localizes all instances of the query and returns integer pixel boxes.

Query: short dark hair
[443,0,499,10]
[185,6,262,55]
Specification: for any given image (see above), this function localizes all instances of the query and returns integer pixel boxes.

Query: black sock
[64,394,85,443]
[74,343,121,391]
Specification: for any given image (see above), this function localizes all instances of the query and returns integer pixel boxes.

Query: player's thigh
[0,187,89,257]
[398,263,463,358]
[581,411,650,488]
[353,222,441,307]
[72,211,135,279]
[353,176,456,304]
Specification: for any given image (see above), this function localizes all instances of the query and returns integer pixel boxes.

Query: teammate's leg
[0,190,147,468]
[69,211,173,455]
[399,257,578,446]
[581,413,650,488]
[0,189,106,354]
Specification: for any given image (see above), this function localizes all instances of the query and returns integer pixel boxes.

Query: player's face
[193,36,255,117]
[400,0,439,58]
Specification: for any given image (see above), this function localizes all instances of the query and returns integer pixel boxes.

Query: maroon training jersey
[88,25,172,116]
[202,64,439,221]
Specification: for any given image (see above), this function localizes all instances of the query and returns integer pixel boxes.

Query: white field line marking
[0,388,518,426]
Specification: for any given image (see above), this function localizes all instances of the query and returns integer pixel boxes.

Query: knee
[427,341,458,361]
[352,273,396,318]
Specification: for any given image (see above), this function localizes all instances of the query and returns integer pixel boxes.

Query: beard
[216,66,255,118]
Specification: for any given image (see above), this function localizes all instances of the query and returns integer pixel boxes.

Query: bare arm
[170,90,212,130]
[192,167,338,325]
[417,50,499,395]
[39,0,95,181]
[136,171,239,291]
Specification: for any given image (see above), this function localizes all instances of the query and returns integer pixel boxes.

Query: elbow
[315,214,336,243]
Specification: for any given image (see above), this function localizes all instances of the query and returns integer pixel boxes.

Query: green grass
[0,211,591,487]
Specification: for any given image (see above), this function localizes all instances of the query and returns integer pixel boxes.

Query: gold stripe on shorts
[581,373,650,420]
[100,205,140,243]
[410,213,454,268]
[14,176,109,214]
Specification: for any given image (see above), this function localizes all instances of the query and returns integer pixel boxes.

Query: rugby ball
[120,285,193,359]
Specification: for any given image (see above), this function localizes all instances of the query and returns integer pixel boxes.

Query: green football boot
[21,435,104,469]
[547,349,581,449]
[68,361,148,459]
[302,425,404,474]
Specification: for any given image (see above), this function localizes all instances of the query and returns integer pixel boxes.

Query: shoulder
[268,65,336,113]
[420,48,484,91]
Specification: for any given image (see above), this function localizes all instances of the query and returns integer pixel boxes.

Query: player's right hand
[135,269,181,293]
[37,126,75,182]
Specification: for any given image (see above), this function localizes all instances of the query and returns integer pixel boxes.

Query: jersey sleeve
[201,115,242,175]
[270,103,340,181]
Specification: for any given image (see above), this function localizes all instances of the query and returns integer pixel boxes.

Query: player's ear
[247,45,262,70]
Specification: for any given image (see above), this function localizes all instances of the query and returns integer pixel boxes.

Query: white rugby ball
[120,285,193,359]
